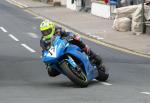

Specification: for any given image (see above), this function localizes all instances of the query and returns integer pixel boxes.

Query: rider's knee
[48,69,60,77]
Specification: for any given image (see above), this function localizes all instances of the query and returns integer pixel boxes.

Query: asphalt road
[0,0,150,103]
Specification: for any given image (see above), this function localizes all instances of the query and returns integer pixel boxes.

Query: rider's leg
[85,49,103,68]
[69,38,103,68]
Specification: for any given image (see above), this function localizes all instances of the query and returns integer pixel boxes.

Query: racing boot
[46,64,60,77]
[92,56,109,81]
[82,47,109,81]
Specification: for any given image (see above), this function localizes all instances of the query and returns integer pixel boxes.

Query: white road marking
[27,33,39,38]
[6,0,23,8]
[87,33,104,40]
[8,34,19,41]
[141,92,150,95]
[101,82,112,86]
[91,35,99,38]
[92,35,102,39]
[6,0,28,8]
[34,16,45,20]
[65,29,69,32]
[97,37,104,40]
[93,79,112,86]
[21,44,36,53]
[0,27,7,33]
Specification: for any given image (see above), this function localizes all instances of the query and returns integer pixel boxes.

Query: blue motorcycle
[42,35,109,87]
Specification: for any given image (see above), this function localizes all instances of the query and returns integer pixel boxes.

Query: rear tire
[60,61,88,87]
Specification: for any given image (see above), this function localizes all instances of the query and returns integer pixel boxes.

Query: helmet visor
[41,29,52,36]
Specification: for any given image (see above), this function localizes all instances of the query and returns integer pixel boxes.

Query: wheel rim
[69,64,87,81]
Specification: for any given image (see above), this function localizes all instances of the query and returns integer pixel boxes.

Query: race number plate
[47,46,56,57]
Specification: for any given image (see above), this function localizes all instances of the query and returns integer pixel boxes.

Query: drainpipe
[141,0,145,34]
[117,0,121,7]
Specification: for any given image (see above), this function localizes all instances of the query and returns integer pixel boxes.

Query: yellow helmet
[40,20,55,40]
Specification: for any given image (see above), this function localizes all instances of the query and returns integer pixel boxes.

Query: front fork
[64,55,99,81]
[66,56,77,67]
[61,55,82,74]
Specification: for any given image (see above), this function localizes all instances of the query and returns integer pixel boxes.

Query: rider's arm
[55,26,68,37]
[40,38,46,50]
[67,32,86,49]
[40,38,51,50]
[55,26,87,49]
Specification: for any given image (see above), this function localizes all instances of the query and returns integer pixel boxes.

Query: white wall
[66,0,82,11]
[91,3,111,18]
[67,0,76,10]
[61,0,66,5]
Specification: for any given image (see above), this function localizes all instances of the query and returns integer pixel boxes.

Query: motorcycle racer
[40,20,103,79]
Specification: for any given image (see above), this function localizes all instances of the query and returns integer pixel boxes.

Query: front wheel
[60,61,88,87]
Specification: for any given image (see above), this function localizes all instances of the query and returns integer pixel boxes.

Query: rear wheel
[60,61,88,87]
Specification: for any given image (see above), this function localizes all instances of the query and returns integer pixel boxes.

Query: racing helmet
[40,20,55,40]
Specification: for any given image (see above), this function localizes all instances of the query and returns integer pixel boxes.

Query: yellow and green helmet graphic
[40,20,55,40]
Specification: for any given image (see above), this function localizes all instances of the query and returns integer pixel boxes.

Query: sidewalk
[8,0,150,57]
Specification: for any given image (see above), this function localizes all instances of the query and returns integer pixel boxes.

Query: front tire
[60,61,88,87]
